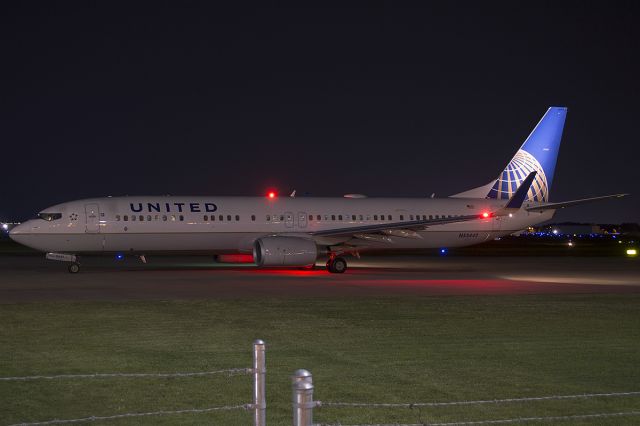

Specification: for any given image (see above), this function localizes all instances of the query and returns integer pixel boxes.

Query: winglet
[504,171,537,210]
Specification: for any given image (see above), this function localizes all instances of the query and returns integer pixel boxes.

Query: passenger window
[116,215,121,221]
[308,215,313,221]
[204,215,208,221]
[171,215,176,221]
[251,215,256,221]
[410,215,414,220]
[266,215,270,221]
[352,215,356,221]
[123,215,128,221]
[179,215,184,221]
[388,215,392,220]
[211,215,215,221]
[400,215,404,220]
[338,215,343,220]
[131,215,136,221]
[280,215,285,221]
[139,215,144,221]
[227,215,232,221]
[219,215,223,221]
[155,215,159,221]
[359,215,363,221]
[374,215,378,220]
[162,215,167,221]
[331,215,336,221]
[317,215,321,221]
[147,215,152,221]
[235,215,240,221]
[429,215,433,220]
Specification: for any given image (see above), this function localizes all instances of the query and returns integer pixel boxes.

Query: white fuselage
[10,196,554,254]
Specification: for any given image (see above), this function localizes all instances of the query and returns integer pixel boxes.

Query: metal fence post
[253,339,266,426]
[292,369,314,426]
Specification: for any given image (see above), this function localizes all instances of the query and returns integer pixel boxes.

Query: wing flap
[525,194,629,212]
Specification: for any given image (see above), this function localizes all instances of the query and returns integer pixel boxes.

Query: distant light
[482,212,490,218]
[627,249,637,256]
[267,191,276,199]
[552,229,558,235]
[568,241,573,247]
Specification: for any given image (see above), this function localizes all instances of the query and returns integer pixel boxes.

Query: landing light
[1,223,7,231]
[627,249,637,256]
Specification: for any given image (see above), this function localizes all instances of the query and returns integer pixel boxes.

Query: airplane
[9,106,627,273]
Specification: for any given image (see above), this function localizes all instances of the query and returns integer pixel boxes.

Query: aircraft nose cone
[9,223,28,241]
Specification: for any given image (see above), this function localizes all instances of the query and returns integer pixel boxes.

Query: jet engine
[253,236,317,267]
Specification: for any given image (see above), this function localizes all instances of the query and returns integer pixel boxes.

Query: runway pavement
[0,254,638,303]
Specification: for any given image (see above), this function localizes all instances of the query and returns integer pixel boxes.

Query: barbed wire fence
[2,339,267,426]
[291,370,640,426]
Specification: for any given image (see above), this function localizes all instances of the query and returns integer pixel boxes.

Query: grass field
[1,295,640,425]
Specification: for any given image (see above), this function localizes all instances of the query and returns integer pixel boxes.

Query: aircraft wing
[526,194,629,212]
[312,171,538,238]
[310,213,491,238]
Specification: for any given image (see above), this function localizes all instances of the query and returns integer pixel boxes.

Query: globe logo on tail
[488,149,549,202]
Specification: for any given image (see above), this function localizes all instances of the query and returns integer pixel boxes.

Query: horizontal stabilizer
[526,194,629,212]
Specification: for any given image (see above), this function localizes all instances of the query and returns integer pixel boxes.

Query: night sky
[1,3,638,223]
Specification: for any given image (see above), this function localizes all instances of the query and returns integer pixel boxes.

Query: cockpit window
[38,213,62,221]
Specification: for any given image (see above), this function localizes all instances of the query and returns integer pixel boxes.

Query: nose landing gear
[45,253,81,273]
[326,256,347,273]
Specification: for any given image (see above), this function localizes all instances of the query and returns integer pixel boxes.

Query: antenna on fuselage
[290,190,296,198]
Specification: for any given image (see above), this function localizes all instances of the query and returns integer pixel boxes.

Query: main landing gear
[326,256,347,273]
[68,263,80,274]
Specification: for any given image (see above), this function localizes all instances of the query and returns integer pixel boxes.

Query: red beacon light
[267,191,276,199]
[482,212,490,218]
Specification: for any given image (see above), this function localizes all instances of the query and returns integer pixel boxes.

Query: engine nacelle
[253,236,318,267]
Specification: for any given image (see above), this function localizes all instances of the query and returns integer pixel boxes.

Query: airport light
[568,241,574,247]
[552,229,558,235]
[627,249,637,256]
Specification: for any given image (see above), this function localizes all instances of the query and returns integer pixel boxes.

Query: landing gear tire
[68,263,80,274]
[326,257,347,274]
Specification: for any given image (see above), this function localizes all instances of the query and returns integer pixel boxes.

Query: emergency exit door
[298,211,308,229]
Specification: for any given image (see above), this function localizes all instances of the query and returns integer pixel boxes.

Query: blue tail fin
[487,107,567,202]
